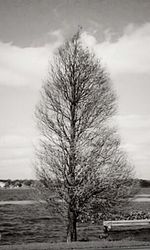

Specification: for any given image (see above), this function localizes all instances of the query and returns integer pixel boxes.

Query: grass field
[139,187,150,195]
[0,188,36,201]
[0,202,66,245]
[0,200,103,245]
[0,187,150,246]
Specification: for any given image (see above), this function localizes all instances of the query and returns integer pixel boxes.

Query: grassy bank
[1,240,150,250]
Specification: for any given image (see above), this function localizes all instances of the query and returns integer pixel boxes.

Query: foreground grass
[0,240,150,250]
[1,188,150,247]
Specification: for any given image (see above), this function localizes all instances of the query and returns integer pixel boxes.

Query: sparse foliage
[35,31,135,242]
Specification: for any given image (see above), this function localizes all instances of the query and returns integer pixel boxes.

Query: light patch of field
[0,200,45,205]
[134,197,150,202]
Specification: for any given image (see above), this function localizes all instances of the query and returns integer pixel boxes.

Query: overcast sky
[0,0,150,179]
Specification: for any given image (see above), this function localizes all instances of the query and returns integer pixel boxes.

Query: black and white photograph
[0,0,150,249]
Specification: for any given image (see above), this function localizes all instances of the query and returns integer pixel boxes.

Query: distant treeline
[0,178,150,188]
[0,179,37,188]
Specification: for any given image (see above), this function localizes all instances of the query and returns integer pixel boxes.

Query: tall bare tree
[35,31,135,242]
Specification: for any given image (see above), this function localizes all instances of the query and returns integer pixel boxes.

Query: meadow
[0,188,36,201]
[0,188,103,245]
[0,187,150,246]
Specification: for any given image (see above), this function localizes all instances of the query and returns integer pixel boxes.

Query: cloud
[81,23,150,76]
[80,24,150,179]
[0,134,36,179]
[0,130,41,180]
[0,30,63,87]
[0,134,35,167]
[0,135,33,148]
[117,115,150,179]
[0,126,42,179]
[116,115,150,129]
[0,158,34,179]
[1,23,150,87]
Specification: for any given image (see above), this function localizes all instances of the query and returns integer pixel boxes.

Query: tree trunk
[67,207,77,242]
[66,77,77,242]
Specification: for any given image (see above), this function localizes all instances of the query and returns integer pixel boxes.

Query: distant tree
[140,179,150,188]
[23,179,32,187]
[13,180,22,188]
[4,182,10,188]
[4,179,11,188]
[35,31,136,242]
